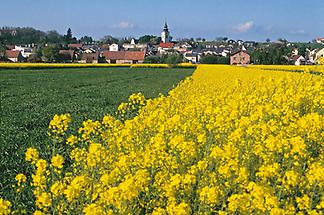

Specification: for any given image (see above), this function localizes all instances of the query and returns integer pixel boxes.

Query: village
[1,23,324,65]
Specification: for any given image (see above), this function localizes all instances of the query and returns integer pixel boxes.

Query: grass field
[0,67,194,194]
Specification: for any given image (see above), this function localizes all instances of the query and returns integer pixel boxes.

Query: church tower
[161,22,171,43]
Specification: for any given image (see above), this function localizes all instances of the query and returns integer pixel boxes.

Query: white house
[315,48,324,61]
[237,40,244,46]
[306,49,317,64]
[184,52,198,64]
[6,50,24,62]
[109,44,119,52]
[315,38,324,44]
[291,48,298,56]
[290,55,305,66]
[14,45,33,58]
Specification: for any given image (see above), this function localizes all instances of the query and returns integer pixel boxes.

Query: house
[214,48,230,57]
[243,41,256,47]
[13,45,33,58]
[6,45,15,50]
[158,42,174,54]
[101,44,110,50]
[68,44,83,49]
[230,50,250,65]
[122,40,147,51]
[315,38,324,44]
[5,50,24,62]
[305,49,317,64]
[102,51,145,64]
[289,55,305,66]
[291,48,298,56]
[159,42,174,49]
[227,39,236,44]
[237,40,244,46]
[174,43,192,53]
[315,48,324,61]
[79,52,99,63]
[58,50,75,62]
[184,52,198,64]
[109,44,119,51]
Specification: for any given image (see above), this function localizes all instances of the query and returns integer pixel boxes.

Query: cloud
[233,21,254,33]
[114,21,134,29]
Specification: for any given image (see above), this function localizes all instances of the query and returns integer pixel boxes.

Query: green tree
[139,35,154,44]
[144,55,162,63]
[46,30,64,44]
[65,28,73,44]
[42,45,59,62]
[200,55,229,64]
[166,54,183,66]
[100,35,119,44]
[80,36,93,44]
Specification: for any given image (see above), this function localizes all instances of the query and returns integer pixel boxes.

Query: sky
[1,0,323,42]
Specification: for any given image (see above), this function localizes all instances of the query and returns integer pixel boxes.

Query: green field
[0,67,194,195]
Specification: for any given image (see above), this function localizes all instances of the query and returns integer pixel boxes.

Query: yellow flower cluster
[117,92,146,119]
[318,57,324,65]
[4,65,324,214]
[48,113,71,139]
[0,198,11,215]
[248,64,324,75]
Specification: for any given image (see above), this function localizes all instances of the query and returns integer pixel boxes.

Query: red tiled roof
[6,50,21,58]
[81,52,99,60]
[68,44,82,49]
[290,55,305,61]
[59,50,75,58]
[102,51,145,61]
[6,45,15,50]
[101,44,110,50]
[230,50,249,56]
[159,42,174,48]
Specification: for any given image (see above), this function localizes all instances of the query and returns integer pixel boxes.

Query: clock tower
[161,22,171,43]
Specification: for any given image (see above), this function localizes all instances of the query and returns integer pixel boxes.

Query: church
[161,22,171,43]
[159,22,174,53]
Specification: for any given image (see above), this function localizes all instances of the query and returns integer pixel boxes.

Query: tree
[42,45,59,62]
[166,54,183,66]
[144,55,162,64]
[100,35,119,44]
[251,43,290,65]
[266,38,271,43]
[80,36,93,44]
[139,35,154,44]
[0,27,47,44]
[200,55,229,64]
[65,28,73,44]
[46,30,64,44]
[0,43,5,56]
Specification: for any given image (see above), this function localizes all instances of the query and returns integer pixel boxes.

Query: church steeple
[164,22,169,31]
[161,22,171,43]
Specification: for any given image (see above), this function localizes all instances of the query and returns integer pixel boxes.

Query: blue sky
[1,0,323,42]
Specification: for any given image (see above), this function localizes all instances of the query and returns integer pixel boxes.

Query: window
[234,57,237,60]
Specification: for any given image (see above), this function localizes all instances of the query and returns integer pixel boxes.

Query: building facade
[230,50,250,65]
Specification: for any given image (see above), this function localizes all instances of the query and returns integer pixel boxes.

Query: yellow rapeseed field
[1,65,323,215]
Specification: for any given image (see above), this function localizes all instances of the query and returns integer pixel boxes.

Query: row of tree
[0,27,164,46]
